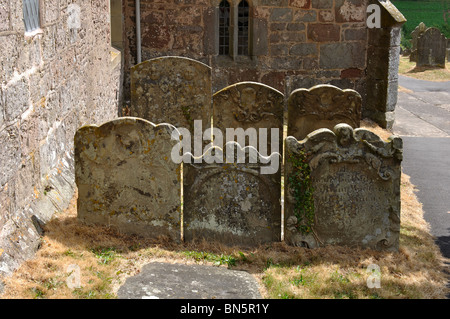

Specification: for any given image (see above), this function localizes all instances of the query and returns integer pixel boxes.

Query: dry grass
[1,123,449,299]
[398,56,450,82]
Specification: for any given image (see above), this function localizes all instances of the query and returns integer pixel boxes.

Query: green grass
[392,0,450,48]
[182,250,237,268]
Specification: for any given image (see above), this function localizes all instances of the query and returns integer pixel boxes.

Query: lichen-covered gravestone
[213,82,284,154]
[130,56,212,139]
[287,84,361,141]
[75,117,182,241]
[284,124,403,251]
[183,142,282,246]
[417,27,447,68]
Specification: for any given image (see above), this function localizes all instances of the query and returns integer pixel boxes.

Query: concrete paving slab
[393,105,449,137]
[117,262,262,299]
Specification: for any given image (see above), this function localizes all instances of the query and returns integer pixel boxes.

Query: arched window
[237,0,249,56]
[219,0,231,55]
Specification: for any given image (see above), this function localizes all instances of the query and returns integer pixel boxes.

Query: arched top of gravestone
[420,27,446,39]
[287,84,361,141]
[213,81,284,126]
[285,123,403,174]
[130,56,212,130]
[75,117,181,160]
[131,56,212,73]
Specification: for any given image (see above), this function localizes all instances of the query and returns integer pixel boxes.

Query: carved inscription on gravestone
[287,84,361,140]
[131,56,212,134]
[183,142,282,246]
[284,124,402,251]
[75,117,181,241]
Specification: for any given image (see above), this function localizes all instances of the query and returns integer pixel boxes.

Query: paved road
[393,75,450,295]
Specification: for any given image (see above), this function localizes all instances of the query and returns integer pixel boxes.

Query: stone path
[394,75,450,297]
[117,262,262,299]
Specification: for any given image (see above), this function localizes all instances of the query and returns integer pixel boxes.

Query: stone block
[293,9,316,22]
[290,43,317,56]
[285,124,402,251]
[270,8,293,22]
[0,0,10,31]
[253,18,269,56]
[289,0,311,9]
[0,126,21,187]
[335,0,366,23]
[286,22,305,31]
[259,0,289,7]
[318,9,334,22]
[312,0,333,9]
[344,28,367,42]
[4,77,30,122]
[319,42,366,69]
[307,23,340,42]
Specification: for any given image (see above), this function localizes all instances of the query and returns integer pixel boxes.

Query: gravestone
[130,56,212,144]
[183,142,282,246]
[287,84,361,141]
[212,82,284,155]
[284,124,403,251]
[117,262,262,299]
[417,27,447,68]
[410,22,426,63]
[75,117,182,241]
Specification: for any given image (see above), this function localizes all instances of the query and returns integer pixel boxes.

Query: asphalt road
[393,75,450,295]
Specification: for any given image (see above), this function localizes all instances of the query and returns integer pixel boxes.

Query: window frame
[216,0,252,59]
[219,0,231,56]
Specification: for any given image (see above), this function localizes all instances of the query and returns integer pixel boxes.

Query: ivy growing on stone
[288,149,315,235]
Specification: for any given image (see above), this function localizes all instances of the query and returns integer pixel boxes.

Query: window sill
[213,54,258,68]
[24,28,43,39]
[110,47,122,69]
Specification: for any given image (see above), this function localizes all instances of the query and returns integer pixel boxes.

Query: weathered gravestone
[213,82,284,155]
[183,142,282,246]
[130,56,212,147]
[75,117,182,241]
[417,27,447,68]
[410,22,426,63]
[284,124,403,251]
[287,84,361,141]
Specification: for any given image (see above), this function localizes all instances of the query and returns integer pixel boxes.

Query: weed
[91,247,118,265]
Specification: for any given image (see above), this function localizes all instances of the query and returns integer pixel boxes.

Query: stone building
[120,0,405,128]
[0,0,405,283]
[0,1,122,280]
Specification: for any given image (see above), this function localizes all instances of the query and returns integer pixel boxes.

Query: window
[110,0,123,50]
[23,0,40,32]
[219,0,231,55]
[237,0,249,56]
[218,0,250,57]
